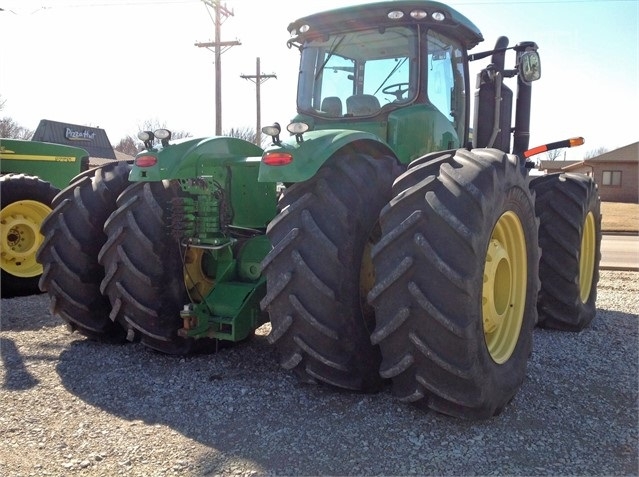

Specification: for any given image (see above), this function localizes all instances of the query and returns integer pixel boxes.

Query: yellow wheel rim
[359,224,381,332]
[1,200,51,278]
[184,247,215,303]
[579,212,596,303]
[482,211,527,364]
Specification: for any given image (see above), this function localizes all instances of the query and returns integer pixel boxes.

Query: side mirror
[518,50,541,83]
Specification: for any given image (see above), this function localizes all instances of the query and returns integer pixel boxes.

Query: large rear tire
[36,162,132,341]
[261,153,401,392]
[1,174,59,298]
[368,148,540,419]
[530,173,601,331]
[99,180,216,354]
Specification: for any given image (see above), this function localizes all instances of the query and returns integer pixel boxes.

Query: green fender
[258,129,394,183]
[129,136,265,182]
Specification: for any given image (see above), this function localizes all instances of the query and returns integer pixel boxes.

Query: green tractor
[1,138,90,297]
[37,1,601,419]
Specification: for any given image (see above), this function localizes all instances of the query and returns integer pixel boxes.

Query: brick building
[539,142,638,203]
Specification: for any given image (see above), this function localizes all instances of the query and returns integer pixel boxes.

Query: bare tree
[224,126,272,147]
[115,123,264,153]
[138,119,191,140]
[0,96,34,139]
[0,116,33,139]
[584,146,609,159]
[113,135,140,156]
[545,148,564,161]
[114,120,193,153]
[224,126,257,143]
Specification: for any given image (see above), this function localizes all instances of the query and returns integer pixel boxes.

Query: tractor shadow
[0,292,60,332]
[1,337,40,390]
[54,308,638,476]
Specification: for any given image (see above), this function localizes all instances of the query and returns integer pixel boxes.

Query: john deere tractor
[37,1,601,419]
[1,138,90,297]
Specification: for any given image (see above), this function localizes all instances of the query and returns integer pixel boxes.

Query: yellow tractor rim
[1,200,52,278]
[183,247,215,303]
[579,212,596,303]
[482,211,527,364]
[359,224,381,333]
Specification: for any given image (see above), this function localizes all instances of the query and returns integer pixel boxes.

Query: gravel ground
[1,270,637,477]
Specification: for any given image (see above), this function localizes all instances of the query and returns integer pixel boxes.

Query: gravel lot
[1,270,637,477]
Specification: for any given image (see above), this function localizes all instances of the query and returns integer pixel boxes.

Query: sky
[0,0,637,161]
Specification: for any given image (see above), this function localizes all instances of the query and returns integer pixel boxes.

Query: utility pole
[195,0,240,135]
[240,57,276,146]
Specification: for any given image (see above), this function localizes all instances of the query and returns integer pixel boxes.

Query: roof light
[432,11,446,21]
[154,129,171,140]
[410,10,428,19]
[262,123,281,137]
[388,10,404,19]
[262,152,293,166]
[287,121,309,144]
[138,130,155,150]
[135,155,158,167]
[138,131,154,142]
[286,122,309,135]
[262,122,282,145]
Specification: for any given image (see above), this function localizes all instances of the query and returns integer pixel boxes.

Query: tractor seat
[321,96,343,117]
[346,94,381,116]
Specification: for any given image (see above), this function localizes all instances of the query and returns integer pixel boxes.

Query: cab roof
[288,1,484,50]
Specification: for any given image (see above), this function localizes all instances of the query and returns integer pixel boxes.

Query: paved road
[601,233,639,270]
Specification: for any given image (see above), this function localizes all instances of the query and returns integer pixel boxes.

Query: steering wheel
[382,82,410,101]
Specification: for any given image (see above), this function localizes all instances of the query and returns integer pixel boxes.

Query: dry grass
[601,202,639,233]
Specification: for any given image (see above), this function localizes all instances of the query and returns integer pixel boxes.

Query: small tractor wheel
[261,153,402,392]
[368,148,540,419]
[99,180,217,354]
[1,174,59,297]
[530,173,601,331]
[36,162,132,341]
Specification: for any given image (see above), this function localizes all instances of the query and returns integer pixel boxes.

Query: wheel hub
[482,211,527,364]
[482,239,512,334]
[1,200,51,277]
[183,246,216,303]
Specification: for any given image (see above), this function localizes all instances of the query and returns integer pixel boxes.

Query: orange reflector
[263,152,293,166]
[523,145,547,158]
[523,136,585,159]
[135,155,157,167]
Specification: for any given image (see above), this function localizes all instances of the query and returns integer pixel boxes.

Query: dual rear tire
[530,173,601,331]
[261,153,402,392]
[38,168,214,354]
[99,180,216,354]
[37,162,132,341]
[368,148,540,419]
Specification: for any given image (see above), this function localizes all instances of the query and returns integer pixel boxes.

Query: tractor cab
[282,1,484,162]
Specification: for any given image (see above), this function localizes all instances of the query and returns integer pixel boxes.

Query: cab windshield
[297,26,418,118]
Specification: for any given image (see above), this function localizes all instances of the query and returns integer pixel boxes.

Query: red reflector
[135,155,157,167]
[263,152,293,166]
